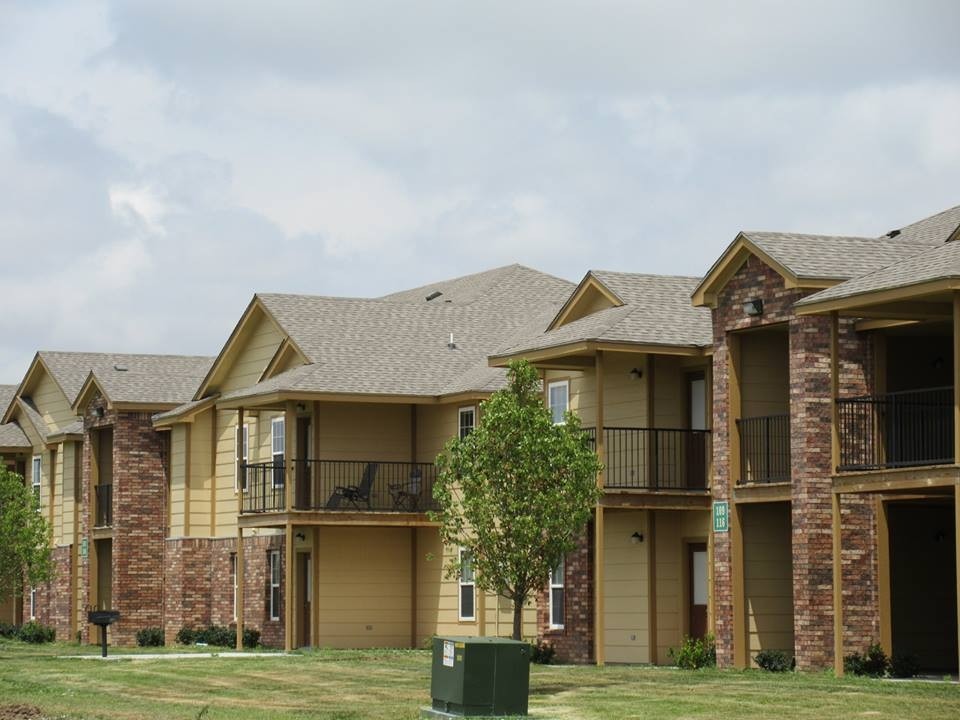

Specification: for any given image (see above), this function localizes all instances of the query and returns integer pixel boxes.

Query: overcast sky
[1,1,959,382]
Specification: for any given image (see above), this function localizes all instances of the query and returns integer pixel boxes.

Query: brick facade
[536,523,594,663]
[710,254,879,669]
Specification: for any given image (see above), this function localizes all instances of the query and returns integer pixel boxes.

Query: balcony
[587,427,710,491]
[241,460,438,514]
[95,484,112,527]
[736,414,790,484]
[837,386,954,472]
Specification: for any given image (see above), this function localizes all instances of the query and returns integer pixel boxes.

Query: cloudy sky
[1,1,959,381]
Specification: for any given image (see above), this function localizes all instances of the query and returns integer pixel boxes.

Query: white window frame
[458,406,476,440]
[31,455,42,512]
[29,586,36,620]
[547,380,569,425]
[549,559,565,629]
[269,550,281,621]
[271,418,285,488]
[234,424,249,492]
[458,548,476,621]
[231,553,238,621]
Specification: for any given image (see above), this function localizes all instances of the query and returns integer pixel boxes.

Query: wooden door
[689,542,708,639]
[297,553,311,648]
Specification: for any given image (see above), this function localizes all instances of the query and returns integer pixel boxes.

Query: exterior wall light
[629,368,643,381]
[631,531,644,544]
[743,298,764,317]
[95,406,105,418]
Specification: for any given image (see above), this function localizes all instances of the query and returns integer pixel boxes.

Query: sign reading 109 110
[713,501,729,533]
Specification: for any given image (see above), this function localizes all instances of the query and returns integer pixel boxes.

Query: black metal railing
[585,427,710,490]
[95,483,112,527]
[241,459,437,514]
[736,414,790,484]
[837,386,954,471]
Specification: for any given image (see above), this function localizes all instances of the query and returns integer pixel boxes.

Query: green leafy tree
[432,359,602,640]
[0,468,53,604]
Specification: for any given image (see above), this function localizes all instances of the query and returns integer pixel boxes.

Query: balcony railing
[95,483,112,527]
[241,459,437,514]
[586,427,710,491]
[837,386,954,471]
[736,414,790,484]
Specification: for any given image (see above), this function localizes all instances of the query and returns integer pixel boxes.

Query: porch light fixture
[295,532,306,542]
[629,368,643,381]
[743,298,764,317]
[631,531,644,544]
[95,406,105,418]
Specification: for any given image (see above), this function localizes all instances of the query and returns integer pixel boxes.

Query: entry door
[689,543,708,639]
[297,553,311,648]
[686,374,707,489]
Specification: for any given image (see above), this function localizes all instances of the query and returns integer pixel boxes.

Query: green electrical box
[428,636,531,717]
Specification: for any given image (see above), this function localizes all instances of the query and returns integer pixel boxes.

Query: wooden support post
[285,402,296,512]
[210,408,218,536]
[411,528,419,647]
[832,490,844,677]
[730,501,746,668]
[184,424,192,536]
[830,312,840,473]
[955,482,960,677]
[954,293,960,463]
[594,350,605,666]
[876,497,891,657]
[285,521,294,652]
[648,510,658,665]
[236,408,244,517]
[236,526,244,650]
[71,442,80,642]
[313,402,322,506]
[312,532,320,648]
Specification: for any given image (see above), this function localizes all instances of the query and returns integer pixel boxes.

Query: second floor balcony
[587,426,710,491]
[241,459,438,514]
[94,483,113,527]
[837,386,954,472]
[736,413,790,484]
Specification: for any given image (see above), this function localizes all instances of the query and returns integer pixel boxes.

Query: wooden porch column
[955,482,960,676]
[184,424,192,536]
[284,402,296,512]
[594,350,605,666]
[727,333,747,668]
[648,510,658,665]
[876,497,892,657]
[832,490,844,676]
[830,312,840,473]
[236,408,244,512]
[312,532,320,648]
[954,292,960,463]
[235,526,244,650]
[284,521,294,651]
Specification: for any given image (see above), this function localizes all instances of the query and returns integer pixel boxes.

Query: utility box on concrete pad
[426,636,531,717]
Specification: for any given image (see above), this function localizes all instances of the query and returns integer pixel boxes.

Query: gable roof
[70,353,214,411]
[796,205,960,310]
[0,385,30,450]
[491,271,712,362]
[209,265,574,405]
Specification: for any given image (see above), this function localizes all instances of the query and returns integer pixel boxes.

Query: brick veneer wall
[710,254,878,669]
[536,523,594,663]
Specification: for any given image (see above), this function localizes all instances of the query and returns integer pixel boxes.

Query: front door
[686,373,707,489]
[297,553,311,648]
[689,543,708,639]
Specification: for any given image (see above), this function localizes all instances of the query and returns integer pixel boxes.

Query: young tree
[432,359,602,640]
[0,468,53,604]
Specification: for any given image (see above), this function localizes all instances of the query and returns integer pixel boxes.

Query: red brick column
[536,524,593,663]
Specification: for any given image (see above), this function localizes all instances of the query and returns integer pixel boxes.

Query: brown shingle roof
[0,385,30,449]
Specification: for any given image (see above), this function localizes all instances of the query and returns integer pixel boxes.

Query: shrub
[136,627,164,647]
[17,621,55,644]
[889,653,920,679]
[176,626,197,645]
[177,624,254,648]
[755,649,792,672]
[530,639,555,665]
[844,643,889,677]
[242,628,260,649]
[670,634,716,669]
[0,622,19,639]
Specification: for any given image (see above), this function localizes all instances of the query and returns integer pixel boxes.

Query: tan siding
[743,502,794,663]
[603,509,651,663]
[61,441,76,541]
[31,370,74,431]
[189,410,213,536]
[168,424,186,537]
[417,405,458,465]
[315,403,410,462]
[740,330,790,418]
[218,311,285,394]
[654,510,710,661]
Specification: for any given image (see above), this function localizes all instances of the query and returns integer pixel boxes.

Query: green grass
[0,640,957,719]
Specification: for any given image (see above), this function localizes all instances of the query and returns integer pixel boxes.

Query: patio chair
[390,467,422,512]
[328,462,378,509]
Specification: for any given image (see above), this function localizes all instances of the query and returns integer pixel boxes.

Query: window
[235,424,249,492]
[458,406,476,440]
[269,550,281,621]
[458,548,475,621]
[29,587,36,620]
[547,380,569,424]
[31,455,41,511]
[549,560,565,629]
[231,553,238,621]
[271,418,285,488]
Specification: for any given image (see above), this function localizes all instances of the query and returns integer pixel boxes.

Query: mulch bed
[0,706,43,720]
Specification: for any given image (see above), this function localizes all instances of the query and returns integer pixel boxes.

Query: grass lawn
[0,640,957,719]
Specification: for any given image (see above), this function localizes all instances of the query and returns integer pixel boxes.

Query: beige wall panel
[603,509,651,663]
[545,369,592,427]
[61,442,75,540]
[315,403,410,462]
[742,502,794,663]
[168,424,186,536]
[417,405,458,464]
[218,312,285,394]
[316,526,412,648]
[740,331,790,419]
[188,410,212,536]
[32,371,74,431]
[601,354,650,427]
[52,444,64,545]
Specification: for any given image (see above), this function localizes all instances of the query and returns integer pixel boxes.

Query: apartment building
[489,271,714,664]
[693,204,960,674]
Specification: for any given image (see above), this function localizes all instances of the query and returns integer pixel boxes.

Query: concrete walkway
[59,651,291,661]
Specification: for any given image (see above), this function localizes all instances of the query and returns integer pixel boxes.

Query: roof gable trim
[549,273,624,330]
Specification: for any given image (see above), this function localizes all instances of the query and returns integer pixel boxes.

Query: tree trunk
[512,597,523,640]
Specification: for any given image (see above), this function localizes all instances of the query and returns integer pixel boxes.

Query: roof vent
[113,364,128,372]
[447,333,456,350]
[425,290,443,302]
[886,229,901,238]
